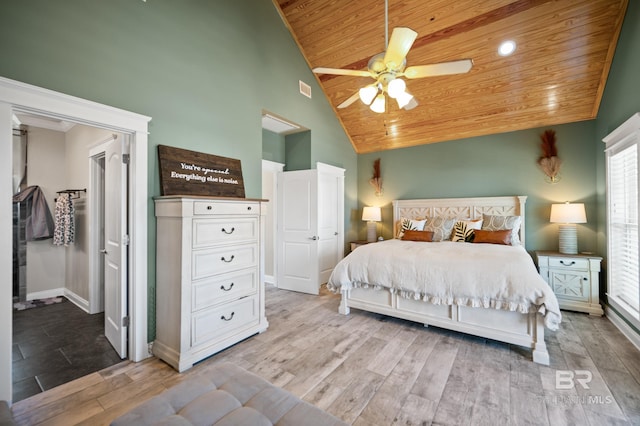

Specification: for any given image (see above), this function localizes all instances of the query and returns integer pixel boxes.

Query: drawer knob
[206,205,212,210]
[220,283,235,291]
[583,277,588,281]
[220,255,235,263]
[221,227,235,234]
[560,260,575,266]
[247,206,252,211]
[221,312,235,321]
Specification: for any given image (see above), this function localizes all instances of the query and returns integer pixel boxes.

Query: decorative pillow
[451,219,483,242]
[397,218,427,238]
[473,229,512,245]
[423,216,456,241]
[401,230,434,242]
[482,214,522,245]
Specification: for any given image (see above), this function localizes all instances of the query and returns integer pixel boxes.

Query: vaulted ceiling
[272,0,629,153]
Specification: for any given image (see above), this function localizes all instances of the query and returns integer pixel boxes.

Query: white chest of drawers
[536,251,603,316]
[153,196,268,371]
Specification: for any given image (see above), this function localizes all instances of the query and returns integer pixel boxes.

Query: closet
[277,162,345,295]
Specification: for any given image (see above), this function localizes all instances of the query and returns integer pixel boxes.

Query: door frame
[0,76,151,403]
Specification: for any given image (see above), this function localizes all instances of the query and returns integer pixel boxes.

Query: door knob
[100,249,107,254]
[309,236,318,240]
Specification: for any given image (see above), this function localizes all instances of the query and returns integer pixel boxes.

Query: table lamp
[550,202,586,254]
[362,206,381,243]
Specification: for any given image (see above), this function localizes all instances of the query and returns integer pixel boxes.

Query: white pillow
[397,218,426,238]
[451,219,483,242]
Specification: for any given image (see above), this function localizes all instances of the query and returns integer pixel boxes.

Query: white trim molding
[605,305,640,352]
[0,76,151,404]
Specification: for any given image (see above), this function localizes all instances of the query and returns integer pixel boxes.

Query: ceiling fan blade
[313,67,372,78]
[403,59,473,79]
[383,27,418,69]
[337,91,361,109]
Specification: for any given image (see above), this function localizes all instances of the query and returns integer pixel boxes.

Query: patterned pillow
[451,219,483,242]
[423,216,456,241]
[482,214,522,245]
[397,218,427,238]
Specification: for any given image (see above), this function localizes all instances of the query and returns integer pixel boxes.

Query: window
[605,113,640,326]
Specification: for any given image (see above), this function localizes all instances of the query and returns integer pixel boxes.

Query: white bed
[327,196,561,365]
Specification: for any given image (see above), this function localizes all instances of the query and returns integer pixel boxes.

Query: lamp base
[366,221,377,243]
[558,224,578,254]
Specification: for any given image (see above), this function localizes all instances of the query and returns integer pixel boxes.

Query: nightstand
[535,251,603,316]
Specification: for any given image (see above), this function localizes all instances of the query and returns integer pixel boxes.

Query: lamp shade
[550,202,587,223]
[362,206,381,222]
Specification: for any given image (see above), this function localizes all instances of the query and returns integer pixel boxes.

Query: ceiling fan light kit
[370,94,386,113]
[312,1,473,114]
[359,85,378,105]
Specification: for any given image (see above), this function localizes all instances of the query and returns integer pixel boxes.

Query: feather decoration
[537,129,561,183]
[539,129,558,160]
[369,158,383,196]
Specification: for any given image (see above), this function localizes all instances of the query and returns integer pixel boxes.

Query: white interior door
[277,169,319,294]
[317,171,340,284]
[104,136,128,358]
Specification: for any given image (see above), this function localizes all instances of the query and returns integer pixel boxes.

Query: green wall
[261,129,286,164]
[358,122,598,253]
[0,0,358,340]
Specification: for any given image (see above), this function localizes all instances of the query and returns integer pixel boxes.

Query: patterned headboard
[392,196,527,246]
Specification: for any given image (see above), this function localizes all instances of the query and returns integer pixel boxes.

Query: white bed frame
[338,195,550,365]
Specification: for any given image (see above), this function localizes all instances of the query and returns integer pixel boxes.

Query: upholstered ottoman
[110,362,347,425]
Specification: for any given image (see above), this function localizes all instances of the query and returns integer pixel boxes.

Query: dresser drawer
[193,201,259,216]
[192,244,258,280]
[193,218,258,248]
[191,295,259,347]
[548,257,589,270]
[192,268,257,311]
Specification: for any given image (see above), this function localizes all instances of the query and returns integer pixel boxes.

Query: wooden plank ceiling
[273,0,628,153]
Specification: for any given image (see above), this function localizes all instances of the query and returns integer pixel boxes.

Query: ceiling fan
[312,1,473,113]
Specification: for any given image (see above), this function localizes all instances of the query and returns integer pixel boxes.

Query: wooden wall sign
[158,145,246,198]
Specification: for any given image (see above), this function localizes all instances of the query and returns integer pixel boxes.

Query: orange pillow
[473,229,511,245]
[401,230,434,242]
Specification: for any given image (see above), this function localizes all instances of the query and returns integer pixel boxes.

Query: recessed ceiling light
[498,40,516,56]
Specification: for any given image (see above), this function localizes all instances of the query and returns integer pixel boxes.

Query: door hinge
[122,153,130,164]
[122,316,130,327]
[123,234,130,245]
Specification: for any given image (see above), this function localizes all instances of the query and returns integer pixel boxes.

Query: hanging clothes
[53,193,75,246]
[12,185,55,240]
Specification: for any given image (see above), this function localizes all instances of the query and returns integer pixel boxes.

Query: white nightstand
[535,251,603,316]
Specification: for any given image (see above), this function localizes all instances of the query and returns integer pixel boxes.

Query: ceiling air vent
[262,114,300,134]
[299,80,312,98]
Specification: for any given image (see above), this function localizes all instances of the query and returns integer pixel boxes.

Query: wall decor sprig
[538,129,561,183]
[369,158,383,196]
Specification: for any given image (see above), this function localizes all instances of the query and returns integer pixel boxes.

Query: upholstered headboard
[392,195,527,246]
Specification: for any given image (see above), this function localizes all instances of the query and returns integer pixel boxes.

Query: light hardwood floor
[10,285,640,425]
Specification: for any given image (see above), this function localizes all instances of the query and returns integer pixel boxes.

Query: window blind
[608,142,640,314]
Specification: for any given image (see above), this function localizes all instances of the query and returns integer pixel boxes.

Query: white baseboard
[264,274,276,286]
[24,287,90,313]
[605,305,640,352]
[26,288,65,301]
[64,289,90,313]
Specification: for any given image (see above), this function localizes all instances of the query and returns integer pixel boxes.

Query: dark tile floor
[12,297,123,402]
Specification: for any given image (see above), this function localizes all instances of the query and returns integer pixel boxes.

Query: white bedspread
[327,239,561,330]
